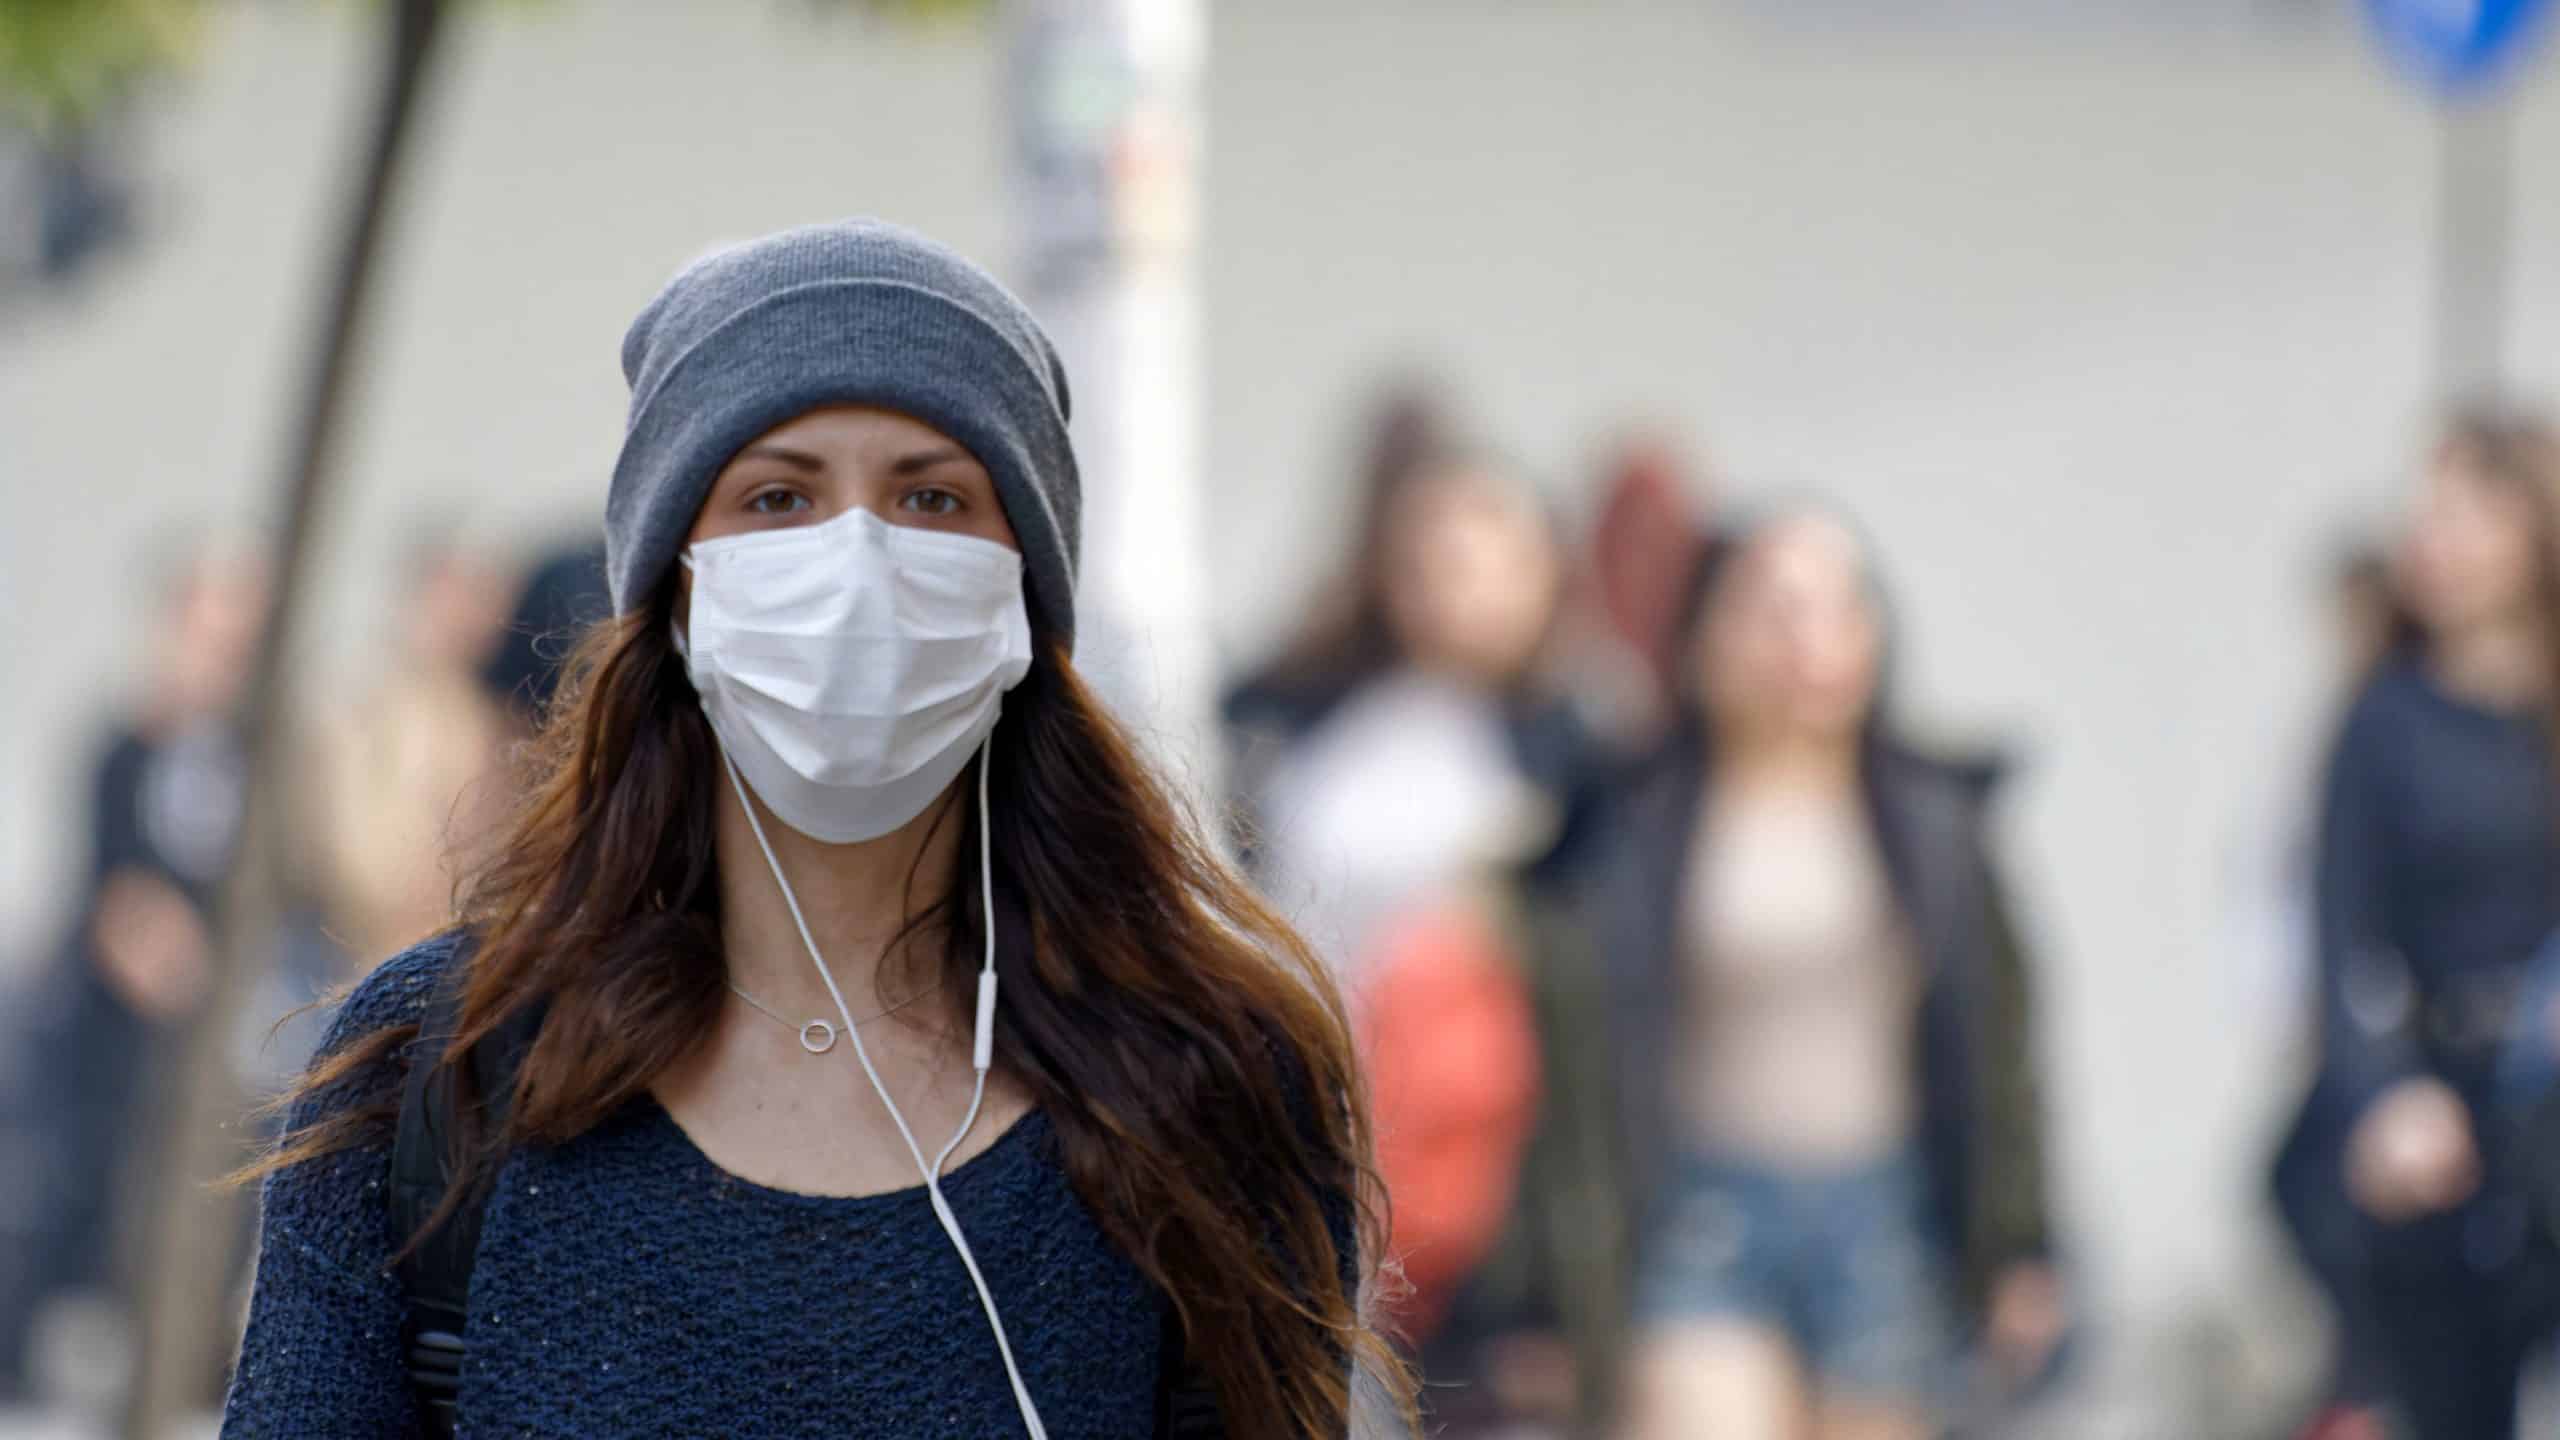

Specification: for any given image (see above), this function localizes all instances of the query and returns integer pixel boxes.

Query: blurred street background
[7,1,2560,1436]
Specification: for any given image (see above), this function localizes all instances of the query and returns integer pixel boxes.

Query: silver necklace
[727,980,927,1055]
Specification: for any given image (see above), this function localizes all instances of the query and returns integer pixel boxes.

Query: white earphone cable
[717,732,1045,1439]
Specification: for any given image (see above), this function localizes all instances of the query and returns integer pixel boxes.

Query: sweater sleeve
[220,937,455,1438]
[2313,690,2420,1122]
[1975,858,2055,1270]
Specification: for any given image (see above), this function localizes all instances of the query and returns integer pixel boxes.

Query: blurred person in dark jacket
[2305,407,2560,1440]
[0,535,267,1391]
[1223,389,1599,988]
[1598,509,2061,1440]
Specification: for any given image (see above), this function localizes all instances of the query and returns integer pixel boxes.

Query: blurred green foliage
[830,0,992,19]
[0,0,995,132]
[0,0,203,130]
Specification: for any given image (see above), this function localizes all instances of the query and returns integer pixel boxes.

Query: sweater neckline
[634,1092,1048,1211]
[2402,655,2549,728]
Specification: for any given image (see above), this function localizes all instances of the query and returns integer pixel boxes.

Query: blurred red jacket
[1359,900,1543,1342]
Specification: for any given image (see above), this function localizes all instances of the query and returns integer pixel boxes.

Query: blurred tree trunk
[1006,0,1216,795]
[121,0,451,1433]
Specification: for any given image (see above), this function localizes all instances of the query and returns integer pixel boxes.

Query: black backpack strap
[388,949,544,1437]
[1156,1309,1224,1438]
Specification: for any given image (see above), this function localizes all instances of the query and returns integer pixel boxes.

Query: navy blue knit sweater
[219,936,1170,1437]
[2316,657,2560,1117]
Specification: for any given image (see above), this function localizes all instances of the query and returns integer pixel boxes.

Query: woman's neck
[2431,612,2554,711]
[1715,727,1862,798]
[712,776,967,1028]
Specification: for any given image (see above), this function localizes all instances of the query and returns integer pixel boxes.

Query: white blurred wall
[5,0,2559,1404]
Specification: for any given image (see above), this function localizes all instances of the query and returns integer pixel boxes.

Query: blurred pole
[121,1,451,1434]
[1007,0,1216,799]
[2435,94,2512,401]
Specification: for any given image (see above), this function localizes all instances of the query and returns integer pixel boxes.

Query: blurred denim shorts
[1631,1147,1958,1408]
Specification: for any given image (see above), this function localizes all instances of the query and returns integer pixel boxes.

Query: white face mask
[679,505,1034,844]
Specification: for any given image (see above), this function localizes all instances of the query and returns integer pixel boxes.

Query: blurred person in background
[1223,404,1687,1437]
[2307,407,2560,1440]
[0,534,266,1395]
[1223,390,1599,992]
[309,526,513,967]
[1560,433,1709,750]
[1594,508,2062,1440]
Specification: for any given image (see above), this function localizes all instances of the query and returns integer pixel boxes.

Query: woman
[1224,394,1592,984]
[1593,508,2061,1440]
[2311,409,2560,1440]
[221,221,1403,1439]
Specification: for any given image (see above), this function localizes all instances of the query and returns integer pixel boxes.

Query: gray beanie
[605,219,1080,646]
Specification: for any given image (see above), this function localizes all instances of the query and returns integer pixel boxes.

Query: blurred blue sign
[2365,0,2557,96]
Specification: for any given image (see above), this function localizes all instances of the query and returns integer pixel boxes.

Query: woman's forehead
[1739,513,1867,592]
[745,404,973,457]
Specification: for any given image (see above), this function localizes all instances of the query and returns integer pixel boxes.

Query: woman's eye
[902,488,963,517]
[747,489,811,516]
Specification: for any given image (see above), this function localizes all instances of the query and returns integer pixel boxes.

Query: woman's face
[686,405,1019,554]
[1696,514,1883,746]
[158,546,269,723]
[406,545,511,670]
[1378,464,1560,685]
[2401,455,2542,639]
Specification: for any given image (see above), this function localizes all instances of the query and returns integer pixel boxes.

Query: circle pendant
[798,1020,839,1055]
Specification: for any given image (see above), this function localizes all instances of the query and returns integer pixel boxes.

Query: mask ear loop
[714,725,1045,1440]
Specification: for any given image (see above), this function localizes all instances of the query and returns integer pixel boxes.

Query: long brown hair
[1248,379,1456,696]
[254,580,1414,1438]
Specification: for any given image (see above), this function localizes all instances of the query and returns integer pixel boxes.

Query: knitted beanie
[605,219,1080,646]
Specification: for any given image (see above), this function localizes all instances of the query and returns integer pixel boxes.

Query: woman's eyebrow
[734,443,825,471]
[891,447,974,477]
